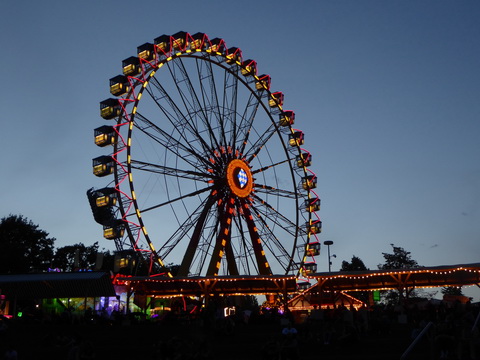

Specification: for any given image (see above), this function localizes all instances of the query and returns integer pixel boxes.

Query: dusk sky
[1,2,479,298]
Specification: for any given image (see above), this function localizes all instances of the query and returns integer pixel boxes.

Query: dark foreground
[0,304,479,360]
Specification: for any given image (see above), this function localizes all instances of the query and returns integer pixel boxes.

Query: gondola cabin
[269,92,284,108]
[190,32,208,50]
[296,153,312,168]
[100,98,121,120]
[307,242,321,256]
[255,74,271,91]
[96,194,116,207]
[305,198,320,213]
[94,188,117,207]
[171,31,188,51]
[279,110,294,126]
[303,262,317,274]
[122,56,141,76]
[297,282,311,291]
[103,222,125,240]
[94,126,116,147]
[137,43,155,61]
[114,251,137,272]
[225,47,242,64]
[93,156,114,177]
[109,75,130,97]
[207,38,226,53]
[306,220,322,234]
[289,131,304,146]
[241,59,257,76]
[302,175,317,190]
[154,34,172,54]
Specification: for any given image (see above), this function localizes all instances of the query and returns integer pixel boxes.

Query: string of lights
[112,264,480,299]
[308,265,480,281]
[303,264,480,293]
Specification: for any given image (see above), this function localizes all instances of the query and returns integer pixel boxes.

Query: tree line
[0,214,118,274]
[0,214,464,300]
[341,244,464,300]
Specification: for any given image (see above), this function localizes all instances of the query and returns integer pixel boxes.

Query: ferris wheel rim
[92,32,320,284]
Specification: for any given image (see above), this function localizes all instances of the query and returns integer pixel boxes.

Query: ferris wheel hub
[226,159,253,198]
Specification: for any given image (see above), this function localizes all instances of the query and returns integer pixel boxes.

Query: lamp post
[323,240,335,272]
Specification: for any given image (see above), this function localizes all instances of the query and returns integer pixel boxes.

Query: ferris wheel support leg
[206,199,235,276]
[241,201,272,276]
[178,195,217,276]
[224,239,240,275]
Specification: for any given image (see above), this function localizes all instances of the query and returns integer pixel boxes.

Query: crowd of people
[0,298,479,359]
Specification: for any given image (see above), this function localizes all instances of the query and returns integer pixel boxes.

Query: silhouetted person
[281,322,298,360]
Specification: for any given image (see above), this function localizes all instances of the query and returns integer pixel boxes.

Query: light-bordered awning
[307,263,480,293]
[115,274,297,297]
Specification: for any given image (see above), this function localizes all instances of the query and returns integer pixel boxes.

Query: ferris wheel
[88,32,321,286]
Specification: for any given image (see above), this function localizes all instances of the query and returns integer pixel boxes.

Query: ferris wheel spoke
[252,159,291,175]
[221,67,240,150]
[157,194,215,259]
[134,112,212,170]
[193,214,220,276]
[182,58,226,149]
[254,229,292,272]
[147,76,214,157]
[251,194,301,237]
[166,57,222,152]
[130,160,212,182]
[193,58,226,148]
[204,60,234,149]
[144,80,195,143]
[235,94,262,154]
[195,58,223,150]
[252,208,293,272]
[248,203,295,272]
[138,184,214,215]
[254,184,298,199]
[245,124,277,163]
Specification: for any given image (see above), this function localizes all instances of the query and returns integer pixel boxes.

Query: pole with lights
[323,240,336,272]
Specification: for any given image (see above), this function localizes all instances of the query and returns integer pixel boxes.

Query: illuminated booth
[288,262,480,311]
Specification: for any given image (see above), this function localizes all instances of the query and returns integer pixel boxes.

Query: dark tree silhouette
[378,244,418,270]
[53,242,117,272]
[53,242,100,271]
[378,244,420,304]
[441,286,464,297]
[0,214,55,274]
[340,255,369,272]
[340,255,369,303]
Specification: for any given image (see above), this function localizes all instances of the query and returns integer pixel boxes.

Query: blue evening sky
[1,1,479,298]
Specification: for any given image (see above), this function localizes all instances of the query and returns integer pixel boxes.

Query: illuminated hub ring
[90,32,320,282]
[226,159,253,198]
